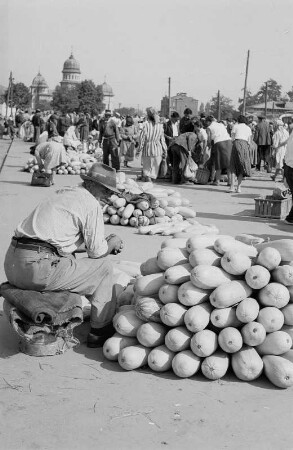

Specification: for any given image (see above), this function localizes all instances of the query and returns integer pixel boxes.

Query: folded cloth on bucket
[0,282,83,326]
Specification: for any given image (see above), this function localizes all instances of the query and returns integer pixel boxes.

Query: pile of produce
[103,233,293,388]
[103,184,198,232]
[23,152,97,176]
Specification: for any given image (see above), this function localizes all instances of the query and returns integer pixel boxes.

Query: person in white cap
[4,163,123,348]
[271,119,289,181]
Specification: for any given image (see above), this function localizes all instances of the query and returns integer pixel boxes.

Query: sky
[0,0,293,111]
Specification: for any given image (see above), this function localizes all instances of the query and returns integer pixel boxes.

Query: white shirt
[231,123,252,142]
[284,132,293,168]
[208,121,231,144]
[172,122,179,137]
[15,187,108,257]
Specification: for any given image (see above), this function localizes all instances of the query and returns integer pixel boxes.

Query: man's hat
[258,114,266,119]
[105,109,112,116]
[80,163,120,193]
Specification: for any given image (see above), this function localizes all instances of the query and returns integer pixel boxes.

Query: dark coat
[254,120,272,146]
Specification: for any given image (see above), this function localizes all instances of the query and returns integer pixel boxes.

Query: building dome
[62,53,81,74]
[102,82,114,97]
[31,72,48,88]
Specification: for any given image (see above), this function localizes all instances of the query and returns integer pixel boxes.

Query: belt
[11,237,59,255]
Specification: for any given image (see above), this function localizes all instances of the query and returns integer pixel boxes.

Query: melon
[161,238,188,251]
[281,325,293,346]
[256,331,292,356]
[160,303,188,327]
[103,334,138,361]
[178,281,210,306]
[256,247,281,271]
[210,307,241,329]
[231,346,263,381]
[245,265,271,290]
[164,263,192,285]
[165,327,192,352]
[184,302,212,333]
[190,329,218,357]
[288,286,293,303]
[201,351,229,380]
[136,322,167,347]
[118,345,150,370]
[158,284,179,304]
[214,237,258,258]
[241,321,266,346]
[134,273,165,296]
[236,298,260,323]
[147,345,175,372]
[135,296,163,323]
[117,284,135,307]
[257,307,285,332]
[258,283,290,309]
[218,327,243,353]
[272,265,293,286]
[140,257,163,276]
[263,355,293,388]
[210,280,252,309]
[186,235,219,253]
[172,350,201,378]
[113,309,144,336]
[281,349,293,363]
[221,251,252,275]
[157,248,188,270]
[190,265,232,290]
[189,248,221,268]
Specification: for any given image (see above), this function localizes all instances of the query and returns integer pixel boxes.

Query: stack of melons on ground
[103,189,197,231]
[103,233,293,389]
[23,153,96,175]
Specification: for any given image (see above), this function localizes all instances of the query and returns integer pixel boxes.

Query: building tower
[60,52,81,88]
[30,72,52,109]
[101,81,114,111]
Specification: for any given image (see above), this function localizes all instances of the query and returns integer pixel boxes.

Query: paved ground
[1,138,293,450]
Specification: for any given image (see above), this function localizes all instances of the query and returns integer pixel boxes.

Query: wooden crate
[195,167,210,185]
[254,196,292,219]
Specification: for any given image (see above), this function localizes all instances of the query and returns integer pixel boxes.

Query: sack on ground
[183,155,198,179]
[31,171,53,187]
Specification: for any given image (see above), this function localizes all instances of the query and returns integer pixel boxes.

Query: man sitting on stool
[4,163,123,348]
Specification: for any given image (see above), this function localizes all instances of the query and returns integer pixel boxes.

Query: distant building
[30,72,52,109]
[160,96,170,117]
[101,81,114,111]
[60,52,81,88]
[170,92,198,117]
[247,101,293,119]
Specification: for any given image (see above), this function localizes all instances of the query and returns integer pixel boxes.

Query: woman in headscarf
[136,107,167,181]
[271,119,289,181]
[76,112,90,143]
[120,115,139,167]
[63,125,81,150]
[229,115,252,193]
[46,115,59,141]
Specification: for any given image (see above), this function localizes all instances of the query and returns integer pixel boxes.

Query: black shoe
[87,324,115,348]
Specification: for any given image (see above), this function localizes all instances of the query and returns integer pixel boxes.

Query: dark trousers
[33,126,40,143]
[169,144,188,184]
[256,145,271,171]
[284,164,293,221]
[102,138,120,171]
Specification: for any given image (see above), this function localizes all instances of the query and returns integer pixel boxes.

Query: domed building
[30,72,52,109]
[60,52,81,88]
[102,81,114,110]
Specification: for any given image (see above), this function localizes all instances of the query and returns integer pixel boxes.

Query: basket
[254,196,292,219]
[195,167,210,185]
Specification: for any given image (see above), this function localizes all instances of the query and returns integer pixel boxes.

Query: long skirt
[230,139,251,177]
[211,139,232,170]
[121,141,135,162]
[142,155,162,179]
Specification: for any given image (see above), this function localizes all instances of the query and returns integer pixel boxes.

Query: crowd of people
[1,107,293,194]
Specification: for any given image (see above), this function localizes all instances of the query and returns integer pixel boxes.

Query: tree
[256,78,282,103]
[35,99,52,112]
[238,89,259,113]
[199,102,205,114]
[51,85,79,113]
[204,102,211,115]
[114,107,136,117]
[77,80,103,115]
[5,82,30,109]
[209,94,236,119]
[286,87,293,102]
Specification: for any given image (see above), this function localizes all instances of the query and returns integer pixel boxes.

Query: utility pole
[168,77,171,118]
[217,90,221,121]
[242,50,250,116]
[264,82,268,117]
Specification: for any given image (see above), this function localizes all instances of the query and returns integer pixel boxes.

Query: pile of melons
[103,232,293,388]
[23,154,96,176]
